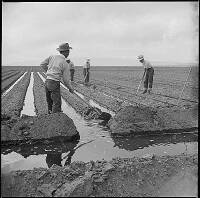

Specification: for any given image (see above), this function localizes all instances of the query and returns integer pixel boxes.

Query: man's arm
[40,57,50,72]
[63,66,74,93]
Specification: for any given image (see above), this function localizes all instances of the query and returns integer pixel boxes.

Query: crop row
[74,74,198,104]
[73,78,195,109]
[33,73,49,115]
[1,72,31,118]
[2,70,19,79]
[1,71,25,94]
[73,66,198,103]
[2,71,21,81]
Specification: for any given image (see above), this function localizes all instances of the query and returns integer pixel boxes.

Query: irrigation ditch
[1,71,198,197]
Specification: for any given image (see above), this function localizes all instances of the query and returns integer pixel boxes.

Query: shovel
[136,71,146,95]
[176,66,192,106]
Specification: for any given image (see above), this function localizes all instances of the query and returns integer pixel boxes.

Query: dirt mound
[108,106,161,134]
[82,106,111,124]
[1,112,78,142]
[1,153,197,197]
[108,105,198,135]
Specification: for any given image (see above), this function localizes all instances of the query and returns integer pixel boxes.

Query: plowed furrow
[1,72,31,118]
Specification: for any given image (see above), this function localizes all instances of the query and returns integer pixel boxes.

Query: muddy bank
[1,72,31,118]
[108,105,198,135]
[1,153,198,197]
[1,113,79,143]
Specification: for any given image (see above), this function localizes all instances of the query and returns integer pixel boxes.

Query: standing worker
[40,42,74,114]
[137,55,154,94]
[83,58,90,85]
[66,59,75,81]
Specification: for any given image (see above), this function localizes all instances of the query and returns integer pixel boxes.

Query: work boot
[142,89,147,94]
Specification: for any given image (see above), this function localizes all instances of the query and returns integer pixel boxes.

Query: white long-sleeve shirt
[83,61,90,69]
[40,54,70,82]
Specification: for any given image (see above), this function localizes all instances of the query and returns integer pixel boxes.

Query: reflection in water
[111,133,198,151]
[2,136,80,168]
[46,153,62,167]
[46,151,75,168]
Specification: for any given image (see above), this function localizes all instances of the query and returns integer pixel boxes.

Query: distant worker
[83,59,90,84]
[66,59,75,81]
[137,55,154,94]
[40,43,74,114]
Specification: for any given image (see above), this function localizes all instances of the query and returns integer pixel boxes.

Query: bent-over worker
[40,42,74,114]
[137,55,154,94]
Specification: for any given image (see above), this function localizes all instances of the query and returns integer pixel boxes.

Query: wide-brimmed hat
[57,43,72,51]
[137,55,144,60]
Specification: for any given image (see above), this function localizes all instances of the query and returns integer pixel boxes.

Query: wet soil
[1,113,78,143]
[108,105,198,135]
[1,153,198,197]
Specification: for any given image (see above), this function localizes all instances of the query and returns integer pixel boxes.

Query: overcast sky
[2,2,199,66]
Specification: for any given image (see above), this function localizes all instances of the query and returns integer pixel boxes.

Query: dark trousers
[83,68,90,83]
[144,67,154,89]
[70,69,75,81]
[45,79,61,113]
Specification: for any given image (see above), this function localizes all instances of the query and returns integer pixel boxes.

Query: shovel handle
[136,71,145,94]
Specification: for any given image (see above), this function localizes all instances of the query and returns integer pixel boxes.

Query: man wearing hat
[40,43,74,114]
[83,59,91,84]
[137,55,154,94]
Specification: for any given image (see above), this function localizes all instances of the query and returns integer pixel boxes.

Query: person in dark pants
[46,136,80,168]
[40,43,74,114]
[83,59,90,84]
[66,59,75,81]
[137,55,154,94]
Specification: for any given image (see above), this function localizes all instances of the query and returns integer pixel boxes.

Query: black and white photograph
[2,1,198,197]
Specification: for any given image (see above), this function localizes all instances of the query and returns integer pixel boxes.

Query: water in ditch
[1,72,198,174]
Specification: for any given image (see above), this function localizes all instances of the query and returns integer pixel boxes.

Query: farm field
[2,65,199,105]
[1,65,198,197]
